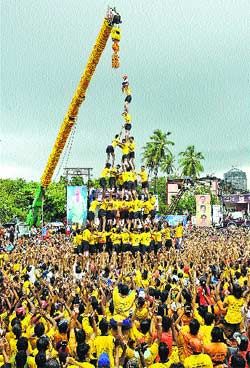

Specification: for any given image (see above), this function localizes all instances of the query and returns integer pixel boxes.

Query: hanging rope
[54,123,77,181]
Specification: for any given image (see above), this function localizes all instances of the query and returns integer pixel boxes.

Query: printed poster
[196,194,211,226]
[67,186,88,226]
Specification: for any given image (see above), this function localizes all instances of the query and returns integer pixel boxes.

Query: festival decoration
[111,26,121,68]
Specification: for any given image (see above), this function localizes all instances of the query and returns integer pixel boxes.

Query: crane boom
[27,10,122,227]
[41,18,113,187]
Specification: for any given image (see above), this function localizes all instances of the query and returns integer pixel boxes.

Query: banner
[196,194,211,226]
[223,194,250,203]
[212,205,222,225]
[67,186,88,226]
[165,215,187,227]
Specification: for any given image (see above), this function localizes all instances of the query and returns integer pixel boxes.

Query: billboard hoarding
[196,194,211,227]
[67,186,88,226]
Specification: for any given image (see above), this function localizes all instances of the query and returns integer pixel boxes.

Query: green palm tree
[178,145,204,179]
[142,129,175,191]
[160,153,175,176]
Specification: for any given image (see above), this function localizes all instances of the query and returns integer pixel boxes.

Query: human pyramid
[74,76,178,255]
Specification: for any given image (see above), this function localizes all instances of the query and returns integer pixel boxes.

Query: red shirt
[152,331,173,354]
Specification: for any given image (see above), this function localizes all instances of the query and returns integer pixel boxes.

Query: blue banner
[165,215,188,226]
[67,186,88,226]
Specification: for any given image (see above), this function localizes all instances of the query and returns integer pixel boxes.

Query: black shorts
[106,210,113,220]
[165,239,172,248]
[120,210,129,220]
[98,209,106,218]
[82,241,89,252]
[133,211,140,219]
[140,245,149,254]
[105,241,112,251]
[124,181,133,190]
[155,242,162,252]
[150,210,156,219]
[131,246,139,254]
[106,145,114,154]
[129,212,134,220]
[89,245,96,254]
[125,95,132,103]
[143,213,149,221]
[87,211,95,221]
[76,244,83,254]
[129,151,135,159]
[150,240,155,252]
[142,181,149,189]
[109,177,116,188]
[131,182,136,191]
[113,244,121,253]
[123,243,131,252]
[125,123,131,131]
[100,177,107,189]
[122,154,128,162]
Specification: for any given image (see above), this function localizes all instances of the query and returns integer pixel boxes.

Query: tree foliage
[142,129,175,177]
[0,179,66,224]
[178,145,204,178]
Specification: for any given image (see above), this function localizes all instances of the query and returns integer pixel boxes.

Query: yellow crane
[27,8,122,226]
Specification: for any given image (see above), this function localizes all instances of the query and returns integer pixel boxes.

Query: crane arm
[27,9,121,227]
[41,15,119,188]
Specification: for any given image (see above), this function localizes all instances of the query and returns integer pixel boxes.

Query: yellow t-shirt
[74,233,82,246]
[124,85,132,95]
[139,170,148,182]
[111,232,121,245]
[82,228,91,242]
[111,138,120,148]
[224,295,244,324]
[133,199,142,212]
[149,361,175,368]
[112,200,119,211]
[184,353,213,368]
[123,113,132,123]
[175,225,183,238]
[140,232,151,246]
[89,199,99,212]
[110,167,117,177]
[162,227,171,239]
[200,325,214,345]
[100,200,108,210]
[113,287,136,317]
[100,168,110,178]
[106,200,114,211]
[143,201,151,215]
[93,335,115,368]
[68,360,95,368]
[130,233,141,247]
[121,143,130,155]
[121,232,130,244]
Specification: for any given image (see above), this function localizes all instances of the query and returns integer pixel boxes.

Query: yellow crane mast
[27,8,122,226]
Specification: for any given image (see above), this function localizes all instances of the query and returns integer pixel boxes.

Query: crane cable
[54,122,77,182]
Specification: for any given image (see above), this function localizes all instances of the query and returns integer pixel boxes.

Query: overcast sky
[1,0,250,187]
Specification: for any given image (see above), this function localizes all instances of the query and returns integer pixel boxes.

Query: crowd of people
[0,227,250,368]
[0,77,250,368]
